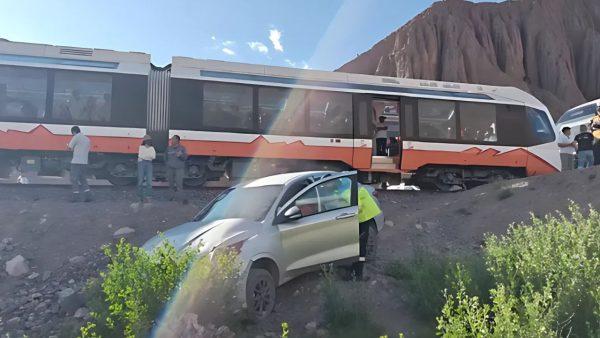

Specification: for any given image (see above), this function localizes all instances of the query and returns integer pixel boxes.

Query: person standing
[137,134,156,203]
[343,184,382,280]
[575,125,594,169]
[591,106,600,138]
[373,108,388,156]
[558,127,577,171]
[67,126,91,202]
[166,135,187,201]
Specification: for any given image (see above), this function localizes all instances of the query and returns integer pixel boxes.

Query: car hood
[142,218,260,253]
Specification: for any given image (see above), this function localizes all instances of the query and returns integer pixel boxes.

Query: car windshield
[193,185,283,223]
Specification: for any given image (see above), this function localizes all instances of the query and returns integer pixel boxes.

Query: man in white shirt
[557,126,577,171]
[68,126,92,202]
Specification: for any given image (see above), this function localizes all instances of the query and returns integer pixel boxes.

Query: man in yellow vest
[341,180,383,280]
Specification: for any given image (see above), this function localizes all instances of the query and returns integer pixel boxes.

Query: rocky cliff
[337,0,600,119]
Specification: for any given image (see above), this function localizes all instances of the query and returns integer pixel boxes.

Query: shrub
[321,267,383,338]
[79,239,240,338]
[439,204,600,337]
[437,280,557,337]
[485,204,600,336]
[385,249,493,322]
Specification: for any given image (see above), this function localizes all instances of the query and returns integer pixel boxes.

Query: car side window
[293,177,352,218]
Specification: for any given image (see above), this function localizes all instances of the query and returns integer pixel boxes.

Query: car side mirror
[284,205,302,220]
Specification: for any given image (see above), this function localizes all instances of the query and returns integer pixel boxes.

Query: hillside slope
[338,0,600,118]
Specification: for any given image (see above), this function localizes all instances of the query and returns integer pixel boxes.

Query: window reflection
[203,82,253,130]
[53,71,112,122]
[258,87,306,134]
[308,91,352,135]
[0,66,47,119]
[418,99,456,139]
[460,102,497,142]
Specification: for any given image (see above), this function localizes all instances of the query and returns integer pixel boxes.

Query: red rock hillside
[337,0,600,119]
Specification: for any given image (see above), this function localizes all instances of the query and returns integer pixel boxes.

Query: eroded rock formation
[337,0,600,118]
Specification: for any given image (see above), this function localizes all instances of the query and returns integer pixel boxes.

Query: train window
[403,102,416,138]
[526,108,555,144]
[459,102,497,142]
[258,87,306,134]
[496,105,530,146]
[203,82,253,130]
[308,91,352,136]
[417,99,456,140]
[354,96,372,139]
[110,74,147,127]
[0,66,47,120]
[53,71,112,122]
[171,79,203,130]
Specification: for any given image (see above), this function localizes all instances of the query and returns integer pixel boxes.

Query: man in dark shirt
[165,135,188,201]
[575,125,595,169]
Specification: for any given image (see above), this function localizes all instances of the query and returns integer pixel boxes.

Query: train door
[370,98,401,170]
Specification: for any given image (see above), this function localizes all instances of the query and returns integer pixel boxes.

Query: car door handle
[335,212,357,220]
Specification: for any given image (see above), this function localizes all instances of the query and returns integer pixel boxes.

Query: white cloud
[284,59,311,70]
[211,36,216,41]
[221,48,235,56]
[269,29,284,52]
[222,40,235,46]
[248,41,269,54]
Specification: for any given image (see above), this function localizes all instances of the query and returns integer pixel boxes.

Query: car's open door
[275,171,359,272]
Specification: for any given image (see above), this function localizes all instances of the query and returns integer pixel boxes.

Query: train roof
[170,57,547,111]
[556,98,600,125]
[0,38,547,111]
[0,38,150,75]
[565,98,600,112]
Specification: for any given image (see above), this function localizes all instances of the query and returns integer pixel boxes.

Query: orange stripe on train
[0,124,141,154]
[181,136,355,165]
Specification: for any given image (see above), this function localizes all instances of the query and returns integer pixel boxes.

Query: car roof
[242,171,335,188]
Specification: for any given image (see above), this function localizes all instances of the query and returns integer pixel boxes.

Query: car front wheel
[246,268,276,320]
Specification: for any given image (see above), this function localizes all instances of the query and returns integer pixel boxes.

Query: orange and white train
[0,39,560,189]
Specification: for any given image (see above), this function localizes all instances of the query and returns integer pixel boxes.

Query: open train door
[370,97,401,172]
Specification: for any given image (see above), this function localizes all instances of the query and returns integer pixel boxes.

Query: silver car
[142,171,383,319]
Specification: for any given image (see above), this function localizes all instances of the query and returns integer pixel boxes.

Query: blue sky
[0,0,501,70]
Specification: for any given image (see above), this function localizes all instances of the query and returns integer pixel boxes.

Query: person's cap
[143,134,152,141]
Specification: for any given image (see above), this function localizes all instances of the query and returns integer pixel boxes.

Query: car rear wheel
[246,268,276,320]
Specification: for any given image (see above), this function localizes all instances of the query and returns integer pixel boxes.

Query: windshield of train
[557,103,597,124]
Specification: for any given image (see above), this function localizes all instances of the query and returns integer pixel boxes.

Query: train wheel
[435,171,465,192]
[106,162,136,186]
[184,164,207,187]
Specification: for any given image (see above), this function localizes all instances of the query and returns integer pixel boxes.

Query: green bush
[437,280,556,337]
[321,268,383,338]
[485,204,600,336]
[79,239,240,338]
[385,250,493,322]
[438,204,600,337]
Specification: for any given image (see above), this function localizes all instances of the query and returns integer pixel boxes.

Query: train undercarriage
[1,150,526,191]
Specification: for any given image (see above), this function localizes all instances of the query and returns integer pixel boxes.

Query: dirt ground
[0,165,599,337]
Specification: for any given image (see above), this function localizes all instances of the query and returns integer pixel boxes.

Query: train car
[166,57,559,190]
[556,98,600,132]
[0,39,561,190]
[0,39,149,185]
